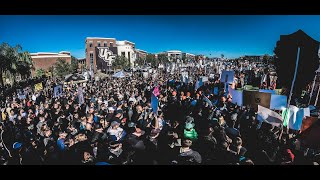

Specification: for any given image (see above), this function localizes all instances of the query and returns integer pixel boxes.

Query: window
[104,42,107,47]
[90,53,94,66]
[97,42,101,47]
[121,52,125,57]
[89,42,92,48]
[110,42,113,47]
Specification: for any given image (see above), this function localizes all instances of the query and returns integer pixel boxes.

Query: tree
[146,54,158,67]
[36,68,45,77]
[54,58,72,78]
[70,56,79,73]
[262,54,270,64]
[182,55,186,63]
[135,57,145,67]
[112,55,130,70]
[221,54,224,59]
[274,30,319,99]
[17,51,34,79]
[157,54,169,66]
[0,43,22,86]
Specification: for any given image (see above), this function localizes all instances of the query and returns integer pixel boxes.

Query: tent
[112,71,126,78]
[65,73,86,82]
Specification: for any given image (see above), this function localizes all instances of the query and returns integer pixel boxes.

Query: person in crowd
[0,63,317,166]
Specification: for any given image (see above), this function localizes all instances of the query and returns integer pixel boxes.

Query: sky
[1,15,320,59]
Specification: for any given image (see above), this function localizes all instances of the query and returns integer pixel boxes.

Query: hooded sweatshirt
[184,128,198,141]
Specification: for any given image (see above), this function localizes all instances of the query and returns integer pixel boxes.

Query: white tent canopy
[112,71,126,78]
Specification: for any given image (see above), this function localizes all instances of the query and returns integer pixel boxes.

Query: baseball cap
[13,142,22,150]
[111,121,120,127]
[128,122,137,128]
[185,123,195,129]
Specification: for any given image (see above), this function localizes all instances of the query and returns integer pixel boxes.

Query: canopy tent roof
[64,73,86,82]
[112,71,127,78]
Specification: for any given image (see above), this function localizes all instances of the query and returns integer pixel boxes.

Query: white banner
[257,105,283,127]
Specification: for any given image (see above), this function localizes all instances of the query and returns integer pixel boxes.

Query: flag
[221,71,235,83]
[195,78,203,91]
[78,87,84,105]
[300,120,320,149]
[282,105,310,130]
[34,83,43,91]
[270,94,287,110]
[152,86,160,97]
[257,105,283,127]
[213,87,219,95]
[203,95,213,107]
[151,93,159,114]
[301,116,318,132]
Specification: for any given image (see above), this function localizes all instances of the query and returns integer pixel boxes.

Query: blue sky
[1,15,320,59]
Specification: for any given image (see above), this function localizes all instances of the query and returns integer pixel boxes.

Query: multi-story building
[157,50,182,62]
[78,58,86,71]
[182,52,196,62]
[85,37,138,72]
[116,40,136,66]
[30,51,71,76]
[136,49,147,60]
[85,37,117,72]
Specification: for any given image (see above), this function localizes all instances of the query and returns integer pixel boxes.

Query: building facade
[30,51,71,76]
[136,49,147,60]
[157,50,182,62]
[85,37,139,72]
[182,52,196,62]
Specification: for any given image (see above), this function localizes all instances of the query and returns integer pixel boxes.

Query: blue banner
[151,93,159,114]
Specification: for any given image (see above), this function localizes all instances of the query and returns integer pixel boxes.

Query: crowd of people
[0,63,319,165]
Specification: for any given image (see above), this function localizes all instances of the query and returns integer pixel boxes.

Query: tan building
[30,51,71,76]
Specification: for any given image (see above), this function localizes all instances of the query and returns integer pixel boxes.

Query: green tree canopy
[36,68,45,77]
[157,54,169,66]
[146,54,158,67]
[135,57,145,67]
[71,56,79,73]
[54,58,72,78]
[262,54,270,64]
[0,42,34,86]
[112,55,130,70]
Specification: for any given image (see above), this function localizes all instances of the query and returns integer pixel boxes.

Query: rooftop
[86,37,116,40]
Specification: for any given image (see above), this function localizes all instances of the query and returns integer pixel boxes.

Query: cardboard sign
[243,90,271,110]
[270,94,287,110]
[229,87,243,106]
[53,85,63,98]
[221,71,234,83]
[259,89,276,94]
[201,76,209,82]
[34,83,43,91]
[143,72,149,79]
[78,86,85,105]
